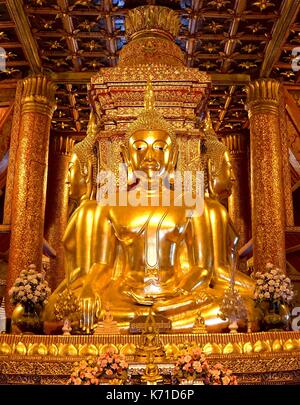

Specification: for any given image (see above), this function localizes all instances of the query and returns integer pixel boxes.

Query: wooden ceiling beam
[194,54,262,60]
[185,0,203,67]
[103,0,118,67]
[6,0,41,73]
[0,21,15,29]
[210,72,250,85]
[260,0,300,77]
[49,71,251,86]
[56,0,82,72]
[24,7,278,20]
[221,0,247,73]
[186,11,278,20]
[178,34,268,41]
[65,83,82,132]
[0,42,23,49]
[215,85,236,132]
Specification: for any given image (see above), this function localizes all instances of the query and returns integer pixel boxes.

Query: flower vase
[11,302,43,334]
[62,319,72,336]
[228,319,238,333]
[180,376,194,385]
[262,301,290,331]
[99,377,125,385]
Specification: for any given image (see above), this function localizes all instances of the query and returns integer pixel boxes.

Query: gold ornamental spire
[144,78,155,112]
[203,110,215,135]
[125,80,176,145]
[125,6,181,41]
[203,110,229,176]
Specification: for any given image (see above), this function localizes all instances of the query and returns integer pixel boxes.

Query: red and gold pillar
[246,78,286,273]
[3,81,23,225]
[224,132,251,248]
[44,135,74,290]
[279,88,294,227]
[6,75,56,315]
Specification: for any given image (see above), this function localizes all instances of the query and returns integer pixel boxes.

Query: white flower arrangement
[252,262,294,304]
[9,264,51,308]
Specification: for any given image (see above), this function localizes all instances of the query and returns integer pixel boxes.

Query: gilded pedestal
[246,79,286,273]
[6,75,56,315]
[44,135,74,290]
[0,332,300,384]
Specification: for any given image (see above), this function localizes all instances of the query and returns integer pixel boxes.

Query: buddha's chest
[110,206,189,245]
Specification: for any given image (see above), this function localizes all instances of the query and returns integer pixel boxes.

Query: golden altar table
[0,332,300,385]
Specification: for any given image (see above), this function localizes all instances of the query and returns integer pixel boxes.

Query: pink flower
[119,360,128,368]
[184,355,192,363]
[74,378,82,385]
[101,360,108,367]
[214,363,223,370]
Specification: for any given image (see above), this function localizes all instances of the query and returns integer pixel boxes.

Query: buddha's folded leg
[165,301,229,332]
[152,288,218,316]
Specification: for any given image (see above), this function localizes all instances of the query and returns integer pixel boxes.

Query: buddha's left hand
[79,286,101,333]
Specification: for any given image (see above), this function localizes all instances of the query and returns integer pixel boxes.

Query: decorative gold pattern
[0,333,300,384]
[125,6,181,41]
[6,75,57,315]
[246,79,280,116]
[278,89,294,227]
[246,80,286,273]
[3,81,23,225]
[89,65,211,132]
[21,75,57,118]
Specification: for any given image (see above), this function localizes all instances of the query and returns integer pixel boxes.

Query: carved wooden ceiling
[0,0,300,136]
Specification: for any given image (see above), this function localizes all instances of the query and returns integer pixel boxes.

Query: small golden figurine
[192,311,207,334]
[134,309,166,362]
[94,306,120,335]
[141,353,163,385]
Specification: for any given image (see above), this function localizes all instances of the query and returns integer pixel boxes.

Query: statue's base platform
[0,331,300,385]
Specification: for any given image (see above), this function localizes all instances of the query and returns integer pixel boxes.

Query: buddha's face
[210,151,235,199]
[66,153,87,201]
[128,130,173,178]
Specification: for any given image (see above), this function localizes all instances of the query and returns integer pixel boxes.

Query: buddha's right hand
[79,286,101,334]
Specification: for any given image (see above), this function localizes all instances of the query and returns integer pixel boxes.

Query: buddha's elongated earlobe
[121,144,136,186]
[127,165,136,185]
[207,158,216,198]
[168,145,178,185]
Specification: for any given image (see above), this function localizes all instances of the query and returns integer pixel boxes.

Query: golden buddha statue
[43,114,101,329]
[203,112,255,296]
[141,353,163,385]
[43,84,256,334]
[192,311,207,334]
[94,306,120,335]
[135,309,166,362]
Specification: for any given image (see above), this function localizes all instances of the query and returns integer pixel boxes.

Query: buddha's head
[208,150,235,200]
[66,152,90,202]
[123,80,178,182]
[203,110,235,200]
[66,111,98,203]
[127,129,176,179]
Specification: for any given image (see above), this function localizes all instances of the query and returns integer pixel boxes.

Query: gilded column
[44,135,74,290]
[6,75,56,315]
[3,80,23,225]
[224,132,251,248]
[246,79,286,273]
[279,88,294,226]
